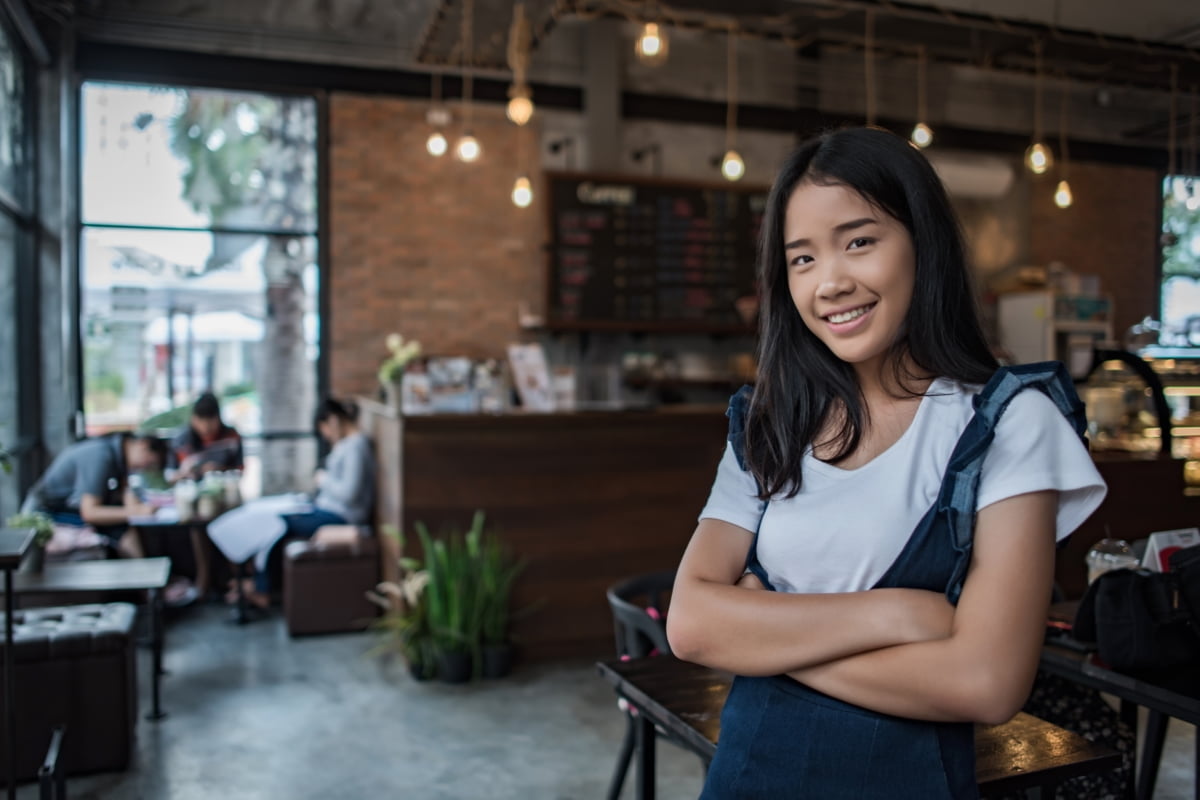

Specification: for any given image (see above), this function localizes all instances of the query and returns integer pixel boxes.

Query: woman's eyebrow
[784,217,878,250]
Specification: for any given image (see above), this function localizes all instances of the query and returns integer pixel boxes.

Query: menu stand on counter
[0,527,34,800]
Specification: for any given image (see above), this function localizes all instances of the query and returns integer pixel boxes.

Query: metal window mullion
[81,221,319,238]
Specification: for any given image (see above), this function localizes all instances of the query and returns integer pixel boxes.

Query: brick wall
[329,94,545,397]
[1029,161,1161,343]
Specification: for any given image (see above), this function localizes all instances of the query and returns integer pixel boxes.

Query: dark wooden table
[1041,639,1200,800]
[0,528,34,800]
[13,557,172,720]
[598,656,1121,800]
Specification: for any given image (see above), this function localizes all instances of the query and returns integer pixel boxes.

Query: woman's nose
[816,266,855,300]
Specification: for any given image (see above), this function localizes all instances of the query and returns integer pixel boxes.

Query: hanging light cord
[1032,39,1044,143]
[432,71,442,104]
[726,26,738,152]
[1167,64,1177,180]
[461,0,475,128]
[864,10,876,126]
[917,45,927,124]
[1059,81,1069,178]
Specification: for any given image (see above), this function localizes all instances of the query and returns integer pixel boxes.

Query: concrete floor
[28,604,1196,799]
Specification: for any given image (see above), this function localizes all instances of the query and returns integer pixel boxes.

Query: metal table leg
[635,708,656,800]
[1135,709,1168,800]
[4,569,14,800]
[146,587,167,720]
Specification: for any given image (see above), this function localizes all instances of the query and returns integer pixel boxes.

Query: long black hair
[746,127,997,499]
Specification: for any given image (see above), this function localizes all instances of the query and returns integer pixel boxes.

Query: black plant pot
[436,650,473,684]
[482,642,514,679]
[408,659,432,682]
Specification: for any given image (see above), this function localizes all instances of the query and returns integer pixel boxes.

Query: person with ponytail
[666,127,1107,798]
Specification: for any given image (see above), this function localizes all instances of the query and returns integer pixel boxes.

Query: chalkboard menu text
[545,173,766,332]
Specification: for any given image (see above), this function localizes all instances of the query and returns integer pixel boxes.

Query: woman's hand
[736,572,765,591]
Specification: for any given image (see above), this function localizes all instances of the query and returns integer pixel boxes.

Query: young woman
[667,127,1107,798]
[211,398,375,607]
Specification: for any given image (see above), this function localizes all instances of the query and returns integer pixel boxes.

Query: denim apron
[700,363,1088,800]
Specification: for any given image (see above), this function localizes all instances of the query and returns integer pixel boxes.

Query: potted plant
[366,526,436,680]
[476,520,525,679]
[416,517,485,683]
[5,511,55,573]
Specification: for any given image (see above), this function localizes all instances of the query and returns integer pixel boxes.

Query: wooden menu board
[545,173,767,332]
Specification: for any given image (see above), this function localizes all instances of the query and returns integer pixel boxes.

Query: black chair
[606,570,706,800]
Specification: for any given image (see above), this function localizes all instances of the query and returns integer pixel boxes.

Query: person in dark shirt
[170,392,243,481]
[22,432,167,528]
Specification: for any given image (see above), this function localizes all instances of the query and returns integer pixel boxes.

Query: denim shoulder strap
[724,385,775,588]
[938,361,1087,602]
[726,384,755,472]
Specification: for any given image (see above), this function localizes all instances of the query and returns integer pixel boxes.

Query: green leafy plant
[416,513,487,669]
[366,525,437,678]
[5,512,55,547]
[477,525,526,646]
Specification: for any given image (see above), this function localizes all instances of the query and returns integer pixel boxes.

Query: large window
[80,82,321,496]
[0,13,31,519]
[1159,177,1200,345]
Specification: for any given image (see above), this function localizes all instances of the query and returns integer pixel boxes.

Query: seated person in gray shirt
[22,432,168,531]
[243,397,375,607]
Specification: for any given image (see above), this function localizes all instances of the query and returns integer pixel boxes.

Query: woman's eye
[848,237,875,250]
[790,255,814,268]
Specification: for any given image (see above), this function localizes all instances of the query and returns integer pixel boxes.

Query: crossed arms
[666,490,1057,725]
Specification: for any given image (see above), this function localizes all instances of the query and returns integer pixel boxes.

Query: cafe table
[1041,638,1200,800]
[598,656,1121,800]
[13,557,172,720]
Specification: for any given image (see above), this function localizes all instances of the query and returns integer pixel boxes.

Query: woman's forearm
[667,579,953,676]
[787,634,1036,724]
[668,520,954,676]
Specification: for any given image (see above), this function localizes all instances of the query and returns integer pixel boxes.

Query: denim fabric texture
[701,363,1087,799]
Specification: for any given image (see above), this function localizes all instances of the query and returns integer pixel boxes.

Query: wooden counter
[359,401,1200,660]
[360,400,729,661]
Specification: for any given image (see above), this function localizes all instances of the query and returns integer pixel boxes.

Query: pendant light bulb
[911,122,933,149]
[455,133,481,163]
[512,175,533,208]
[721,150,745,182]
[1054,180,1073,209]
[506,85,534,126]
[426,130,448,157]
[636,23,669,66]
[1025,141,1053,174]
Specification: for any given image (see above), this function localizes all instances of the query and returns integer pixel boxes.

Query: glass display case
[1083,347,1200,489]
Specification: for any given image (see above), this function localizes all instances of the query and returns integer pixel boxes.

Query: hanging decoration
[1054,83,1073,209]
[506,3,534,126]
[911,46,933,148]
[635,22,669,66]
[720,27,744,182]
[1024,40,1054,174]
[425,72,450,157]
[454,0,482,163]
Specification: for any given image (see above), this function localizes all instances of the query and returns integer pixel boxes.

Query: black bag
[1073,543,1200,673]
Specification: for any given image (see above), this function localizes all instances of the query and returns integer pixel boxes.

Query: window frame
[74,75,331,453]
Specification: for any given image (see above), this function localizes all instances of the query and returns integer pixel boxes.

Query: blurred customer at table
[169,392,243,482]
[22,432,167,531]
[207,397,374,608]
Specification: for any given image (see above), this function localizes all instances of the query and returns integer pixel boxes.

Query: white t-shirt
[698,377,1107,594]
